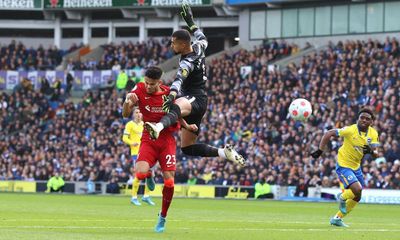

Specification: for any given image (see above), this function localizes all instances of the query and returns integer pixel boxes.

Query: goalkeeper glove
[162,94,175,113]
[362,145,373,155]
[180,3,198,32]
[310,149,323,159]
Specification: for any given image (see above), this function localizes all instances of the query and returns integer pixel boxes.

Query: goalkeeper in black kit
[145,3,246,166]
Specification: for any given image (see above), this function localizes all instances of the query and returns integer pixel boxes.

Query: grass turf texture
[0,193,399,240]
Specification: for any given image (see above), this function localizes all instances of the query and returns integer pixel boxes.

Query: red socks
[161,178,174,218]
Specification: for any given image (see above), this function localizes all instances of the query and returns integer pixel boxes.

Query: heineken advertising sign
[140,0,211,7]
[0,0,42,9]
[44,0,211,8]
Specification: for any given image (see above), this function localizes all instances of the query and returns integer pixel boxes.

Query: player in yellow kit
[311,108,380,227]
[123,107,155,206]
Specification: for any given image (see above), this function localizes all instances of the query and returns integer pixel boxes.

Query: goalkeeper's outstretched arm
[180,3,208,50]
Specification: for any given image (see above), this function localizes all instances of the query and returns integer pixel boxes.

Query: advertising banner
[44,0,211,9]
[0,0,42,9]
[226,0,278,5]
[0,181,36,192]
[0,70,114,91]
[320,188,400,205]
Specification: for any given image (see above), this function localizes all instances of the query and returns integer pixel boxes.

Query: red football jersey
[131,82,179,139]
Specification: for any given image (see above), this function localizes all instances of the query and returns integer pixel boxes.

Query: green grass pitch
[0,193,399,240]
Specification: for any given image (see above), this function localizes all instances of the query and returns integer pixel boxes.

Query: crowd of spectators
[0,38,172,72]
[0,84,127,183]
[0,38,399,191]
[67,38,173,71]
[0,40,79,71]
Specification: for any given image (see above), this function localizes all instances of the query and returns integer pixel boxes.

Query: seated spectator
[187,173,198,185]
[254,178,274,199]
[174,165,188,184]
[86,172,97,194]
[45,171,65,193]
[106,177,120,194]
[294,178,309,197]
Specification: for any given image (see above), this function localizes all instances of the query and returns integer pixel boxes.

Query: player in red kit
[122,66,196,233]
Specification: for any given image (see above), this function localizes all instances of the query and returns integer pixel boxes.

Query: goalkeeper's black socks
[160,104,181,128]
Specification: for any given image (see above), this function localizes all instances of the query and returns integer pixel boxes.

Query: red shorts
[137,134,177,171]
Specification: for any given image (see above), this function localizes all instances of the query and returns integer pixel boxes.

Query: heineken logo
[65,0,112,8]
[151,0,205,6]
[45,0,210,8]
[50,0,113,8]
[0,0,35,8]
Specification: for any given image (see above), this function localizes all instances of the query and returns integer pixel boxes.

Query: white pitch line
[0,226,400,232]
[2,219,400,226]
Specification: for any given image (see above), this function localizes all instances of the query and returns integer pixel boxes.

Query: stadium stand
[0,40,76,71]
[68,38,173,71]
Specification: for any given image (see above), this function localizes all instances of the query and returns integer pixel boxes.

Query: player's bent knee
[350,188,362,201]
[136,172,148,180]
[355,191,362,200]
[175,98,191,115]
[164,178,174,188]
[353,186,362,194]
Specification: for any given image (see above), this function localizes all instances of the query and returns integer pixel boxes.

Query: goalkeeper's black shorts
[182,94,207,135]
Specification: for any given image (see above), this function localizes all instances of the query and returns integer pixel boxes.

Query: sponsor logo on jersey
[145,105,163,113]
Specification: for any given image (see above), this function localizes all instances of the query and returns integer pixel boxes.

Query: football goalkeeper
[144,2,246,167]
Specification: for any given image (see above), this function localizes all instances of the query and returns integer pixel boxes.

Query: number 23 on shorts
[165,154,176,166]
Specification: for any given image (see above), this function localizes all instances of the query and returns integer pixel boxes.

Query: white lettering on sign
[0,0,34,8]
[151,0,203,6]
[64,0,112,8]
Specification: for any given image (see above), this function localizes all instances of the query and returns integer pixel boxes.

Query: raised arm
[311,129,338,158]
[193,29,208,51]
[318,129,338,151]
[180,3,198,33]
[180,3,208,52]
[122,93,138,118]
